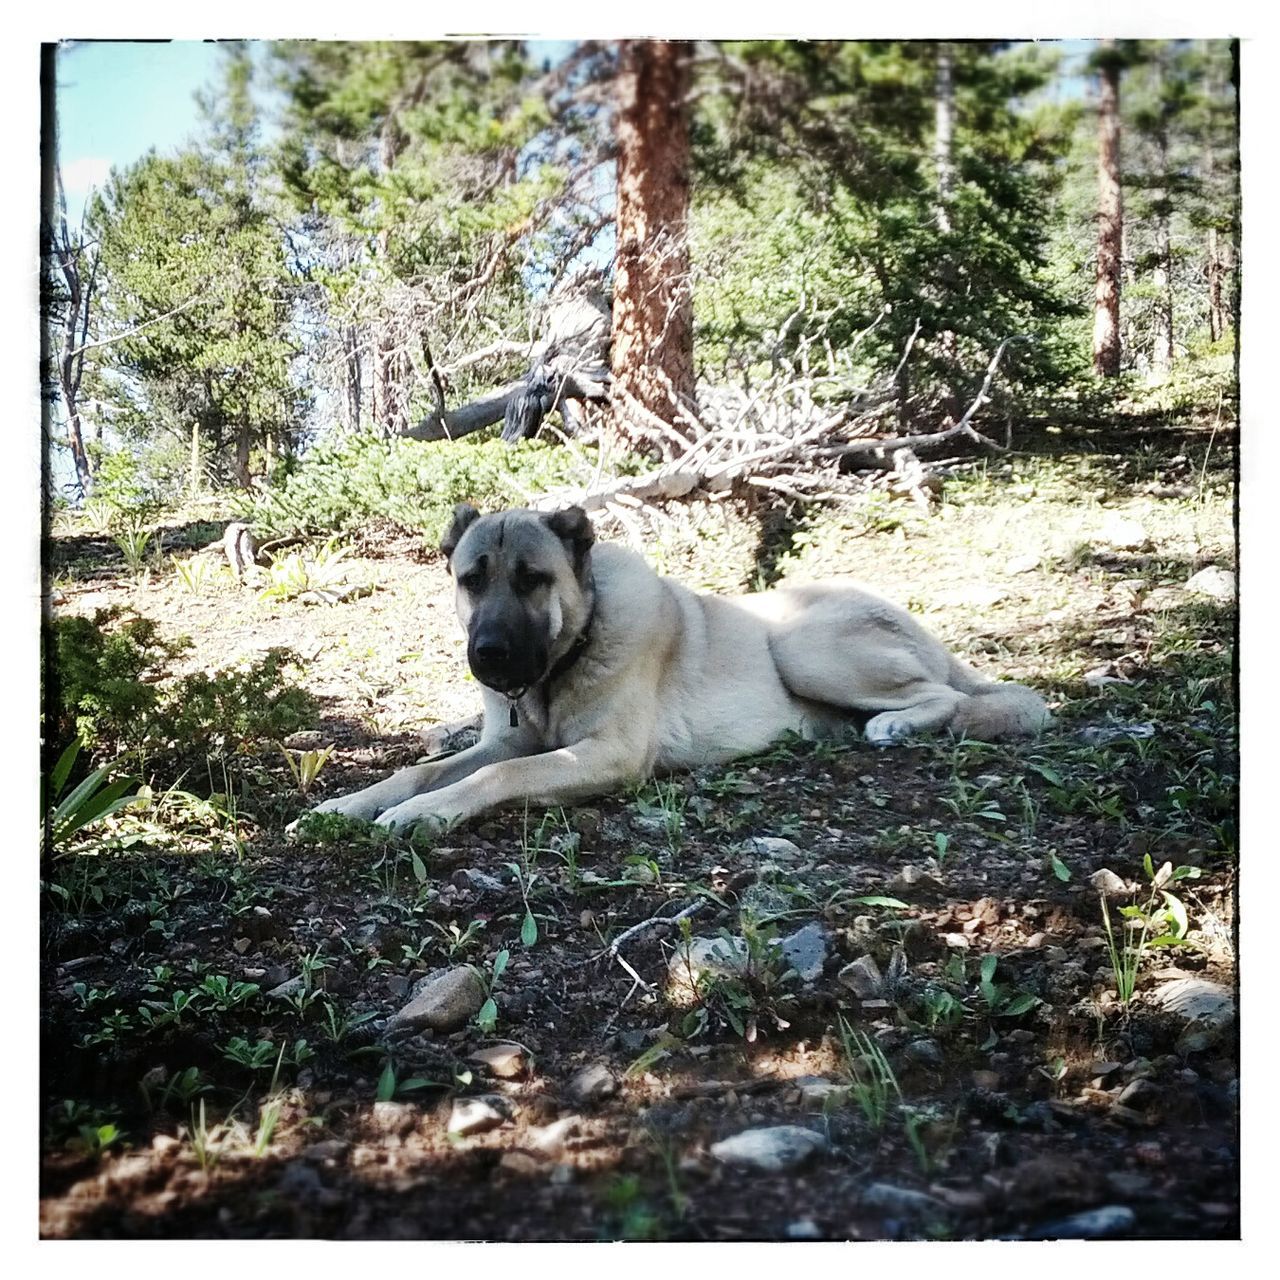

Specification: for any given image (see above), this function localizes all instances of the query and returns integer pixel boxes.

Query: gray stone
[370,1101,417,1137]
[907,1038,944,1068]
[1021,1205,1136,1240]
[780,922,828,983]
[1115,1078,1160,1111]
[792,1076,848,1108]
[1152,977,1235,1050]
[388,966,487,1034]
[838,955,883,999]
[1005,553,1041,575]
[469,1043,528,1079]
[739,836,804,864]
[1079,722,1155,747]
[447,1095,510,1136]
[1185,566,1236,602]
[861,1182,944,1217]
[710,1125,827,1172]
[889,864,945,894]
[1089,868,1129,897]
[1099,514,1150,550]
[529,1115,580,1156]
[785,1219,823,1240]
[569,1062,617,1105]
[266,975,305,1002]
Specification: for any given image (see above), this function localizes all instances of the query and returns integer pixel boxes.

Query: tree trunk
[50,180,97,497]
[343,323,363,428]
[611,39,695,451]
[189,422,201,496]
[234,423,252,488]
[1093,51,1124,378]
[933,41,959,417]
[1152,209,1175,376]
[1207,231,1224,343]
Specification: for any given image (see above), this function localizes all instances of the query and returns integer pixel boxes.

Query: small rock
[739,836,804,863]
[529,1115,580,1156]
[792,1076,848,1108]
[1115,1078,1160,1111]
[1005,553,1041,575]
[785,1219,823,1240]
[1079,722,1155,747]
[151,1133,180,1154]
[447,1096,509,1137]
[1089,868,1129,897]
[889,864,945,895]
[1019,1204,1136,1240]
[266,976,305,1002]
[283,731,326,751]
[568,1063,617,1106]
[837,955,883,999]
[1106,1171,1152,1197]
[452,868,505,894]
[1152,977,1235,1050]
[370,1101,417,1137]
[907,1038,944,1068]
[971,1070,1001,1091]
[499,1151,544,1176]
[1100,513,1150,550]
[388,966,487,1034]
[861,1182,944,1217]
[1184,565,1236,602]
[780,922,828,983]
[549,1164,575,1186]
[709,1125,826,1172]
[470,1043,528,1079]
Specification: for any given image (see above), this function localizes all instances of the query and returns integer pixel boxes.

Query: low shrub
[246,434,601,543]
[48,607,316,765]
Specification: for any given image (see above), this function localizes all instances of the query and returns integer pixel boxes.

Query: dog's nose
[472,635,510,668]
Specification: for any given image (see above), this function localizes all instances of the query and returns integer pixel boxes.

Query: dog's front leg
[310,731,540,823]
[374,735,649,834]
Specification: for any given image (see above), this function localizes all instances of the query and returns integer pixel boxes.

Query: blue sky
[55,41,228,221]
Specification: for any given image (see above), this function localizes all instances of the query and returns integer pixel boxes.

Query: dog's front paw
[865,712,913,747]
[374,798,453,837]
[310,791,387,823]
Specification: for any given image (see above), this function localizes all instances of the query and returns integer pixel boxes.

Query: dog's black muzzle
[467,618,548,696]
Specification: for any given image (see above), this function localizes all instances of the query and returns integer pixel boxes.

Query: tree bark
[50,180,97,497]
[1093,50,1124,378]
[933,41,959,416]
[1152,208,1175,375]
[611,40,695,451]
[234,422,252,488]
[1206,228,1223,343]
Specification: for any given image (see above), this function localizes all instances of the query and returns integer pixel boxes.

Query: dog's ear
[440,503,481,563]
[545,505,595,576]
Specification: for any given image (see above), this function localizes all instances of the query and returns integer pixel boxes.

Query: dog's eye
[458,569,486,594]
[514,569,552,594]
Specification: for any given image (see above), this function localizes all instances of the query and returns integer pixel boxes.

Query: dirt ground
[40,420,1238,1240]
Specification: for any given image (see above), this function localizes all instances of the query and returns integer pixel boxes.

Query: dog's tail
[946,655,1051,740]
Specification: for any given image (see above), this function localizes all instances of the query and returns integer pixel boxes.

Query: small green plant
[172,554,215,594]
[113,517,156,574]
[632,778,686,851]
[279,741,336,795]
[222,1037,279,1072]
[836,1017,901,1129]
[258,537,365,605]
[976,954,1042,1018]
[69,1121,125,1157]
[43,736,138,855]
[475,950,510,1034]
[503,860,540,947]
[197,975,261,1013]
[1100,856,1201,1006]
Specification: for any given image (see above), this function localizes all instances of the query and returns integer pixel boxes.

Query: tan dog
[314,504,1049,832]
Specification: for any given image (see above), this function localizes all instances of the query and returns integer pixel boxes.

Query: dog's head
[439,504,595,695]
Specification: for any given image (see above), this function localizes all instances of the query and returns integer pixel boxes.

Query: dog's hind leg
[861,685,964,746]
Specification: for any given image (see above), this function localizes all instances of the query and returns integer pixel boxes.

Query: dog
[313,504,1050,833]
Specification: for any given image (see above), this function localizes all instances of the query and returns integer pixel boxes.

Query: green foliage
[248,433,594,541]
[44,736,138,854]
[1100,856,1202,1005]
[49,606,315,764]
